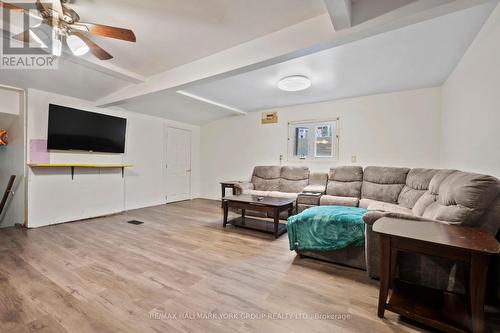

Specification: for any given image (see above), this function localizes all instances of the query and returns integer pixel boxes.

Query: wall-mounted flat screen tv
[47,104,127,153]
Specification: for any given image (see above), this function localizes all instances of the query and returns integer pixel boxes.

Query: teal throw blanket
[288,206,367,252]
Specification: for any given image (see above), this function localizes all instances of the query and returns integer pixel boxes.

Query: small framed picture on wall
[261,112,278,124]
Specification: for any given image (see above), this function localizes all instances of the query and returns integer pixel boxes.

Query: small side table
[296,192,322,213]
[373,217,500,333]
[220,181,239,207]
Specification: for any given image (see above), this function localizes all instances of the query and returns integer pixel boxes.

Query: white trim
[288,117,340,125]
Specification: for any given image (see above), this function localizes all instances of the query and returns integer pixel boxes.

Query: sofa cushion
[251,166,281,191]
[327,181,362,198]
[320,195,359,207]
[412,193,436,216]
[242,189,271,197]
[279,166,309,193]
[233,182,254,195]
[367,201,413,216]
[359,198,380,209]
[326,166,363,198]
[309,172,328,186]
[398,168,439,209]
[330,166,363,182]
[413,170,500,226]
[362,166,410,204]
[268,191,299,200]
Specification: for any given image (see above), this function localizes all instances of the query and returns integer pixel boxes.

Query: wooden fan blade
[70,22,136,42]
[35,0,50,16]
[72,32,113,60]
[0,1,27,12]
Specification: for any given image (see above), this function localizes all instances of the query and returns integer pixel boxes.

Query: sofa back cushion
[362,166,410,204]
[326,166,363,198]
[251,166,281,191]
[413,170,500,226]
[309,172,328,186]
[279,166,310,193]
[398,168,439,209]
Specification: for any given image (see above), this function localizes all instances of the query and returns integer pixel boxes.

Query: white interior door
[166,127,191,203]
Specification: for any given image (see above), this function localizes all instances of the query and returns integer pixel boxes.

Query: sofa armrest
[363,210,448,226]
[233,182,254,195]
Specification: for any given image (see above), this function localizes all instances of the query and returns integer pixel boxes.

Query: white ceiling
[115,89,237,125]
[0,0,328,101]
[180,2,496,112]
[0,54,131,101]
[0,0,497,124]
[69,0,328,76]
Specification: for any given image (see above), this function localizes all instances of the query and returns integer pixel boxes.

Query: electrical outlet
[351,156,357,163]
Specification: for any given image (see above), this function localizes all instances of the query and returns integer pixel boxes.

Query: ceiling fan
[0,0,136,60]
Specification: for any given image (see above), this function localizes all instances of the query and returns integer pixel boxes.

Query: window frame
[287,118,340,162]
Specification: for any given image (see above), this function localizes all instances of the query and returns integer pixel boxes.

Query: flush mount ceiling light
[278,75,311,92]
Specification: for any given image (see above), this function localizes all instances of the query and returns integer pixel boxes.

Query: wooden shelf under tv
[28,164,133,179]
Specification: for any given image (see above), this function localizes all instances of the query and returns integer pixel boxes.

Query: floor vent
[127,220,144,225]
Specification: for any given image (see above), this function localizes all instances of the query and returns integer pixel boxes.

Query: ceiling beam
[95,14,335,107]
[95,0,496,108]
[324,0,352,30]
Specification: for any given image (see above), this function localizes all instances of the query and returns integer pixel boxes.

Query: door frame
[165,126,192,203]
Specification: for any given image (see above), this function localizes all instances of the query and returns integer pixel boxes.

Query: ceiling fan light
[278,75,312,92]
[66,34,89,56]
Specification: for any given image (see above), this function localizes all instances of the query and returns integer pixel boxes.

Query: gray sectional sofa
[233,165,500,296]
[314,165,500,294]
[234,166,327,218]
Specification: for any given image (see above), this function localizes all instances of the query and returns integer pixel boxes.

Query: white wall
[0,86,25,228]
[441,3,500,178]
[200,87,441,199]
[27,89,200,228]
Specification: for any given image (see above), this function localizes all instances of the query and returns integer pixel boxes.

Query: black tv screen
[47,104,127,153]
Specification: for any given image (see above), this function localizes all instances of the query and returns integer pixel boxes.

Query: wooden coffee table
[373,217,500,333]
[222,195,295,238]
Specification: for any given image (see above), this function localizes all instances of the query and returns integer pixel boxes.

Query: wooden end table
[220,181,239,207]
[373,217,500,333]
[222,195,295,239]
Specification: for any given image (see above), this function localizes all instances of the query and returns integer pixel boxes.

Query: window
[288,119,338,161]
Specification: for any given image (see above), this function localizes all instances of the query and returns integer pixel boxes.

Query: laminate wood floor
[0,199,497,332]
